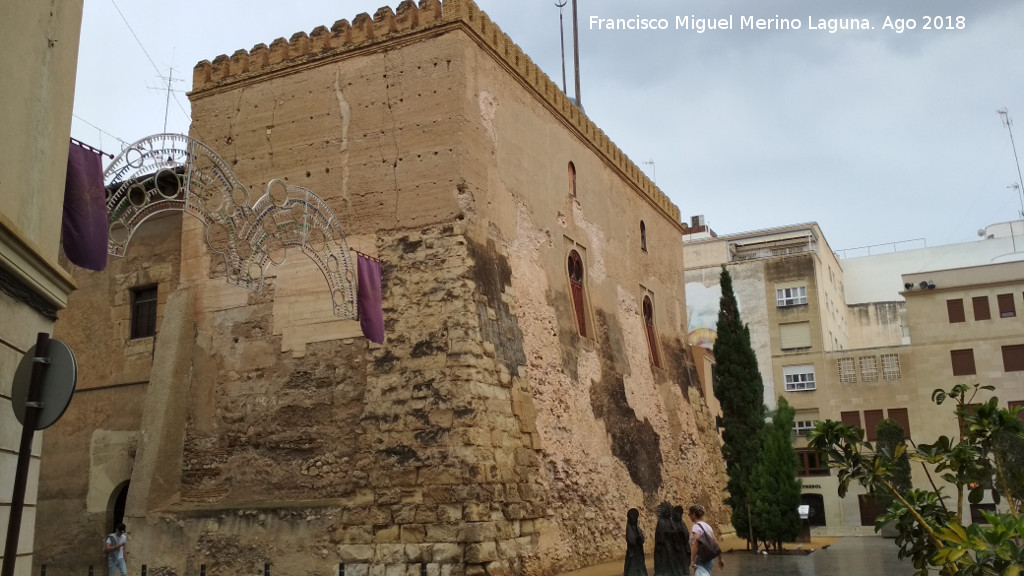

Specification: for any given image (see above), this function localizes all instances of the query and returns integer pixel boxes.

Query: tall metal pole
[998,109,1024,219]
[1,333,50,576]
[556,1,568,94]
[571,0,581,107]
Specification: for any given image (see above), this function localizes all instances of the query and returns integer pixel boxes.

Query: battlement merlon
[189,0,682,229]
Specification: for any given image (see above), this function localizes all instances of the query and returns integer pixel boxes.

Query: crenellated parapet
[191,0,681,226]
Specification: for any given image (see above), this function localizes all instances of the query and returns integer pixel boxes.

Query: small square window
[130,286,158,339]
[783,365,816,391]
[793,420,817,436]
[776,286,808,307]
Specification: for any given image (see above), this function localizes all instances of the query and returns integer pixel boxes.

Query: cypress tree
[874,418,912,511]
[749,397,803,550]
[711,265,766,548]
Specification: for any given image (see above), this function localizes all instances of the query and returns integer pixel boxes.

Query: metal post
[420,563,427,576]
[200,565,206,576]
[1,333,51,576]
[264,563,270,576]
[571,0,581,107]
[89,565,94,576]
[338,564,344,576]
[141,565,147,576]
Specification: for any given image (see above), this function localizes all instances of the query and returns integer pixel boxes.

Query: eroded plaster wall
[36,2,728,575]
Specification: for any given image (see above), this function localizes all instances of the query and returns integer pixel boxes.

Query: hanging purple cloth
[357,254,385,344]
[62,140,108,270]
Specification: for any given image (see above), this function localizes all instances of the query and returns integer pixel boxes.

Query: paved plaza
[562,537,914,576]
[712,537,913,576]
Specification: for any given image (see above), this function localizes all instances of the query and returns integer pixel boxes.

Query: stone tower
[35,1,729,575]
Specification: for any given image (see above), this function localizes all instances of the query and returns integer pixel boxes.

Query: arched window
[568,162,577,198]
[640,221,647,252]
[568,250,587,337]
[643,296,661,367]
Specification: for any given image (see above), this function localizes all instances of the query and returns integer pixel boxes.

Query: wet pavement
[713,537,914,576]
[560,537,914,576]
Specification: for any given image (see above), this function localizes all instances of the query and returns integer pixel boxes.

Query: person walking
[105,523,128,576]
[688,506,724,576]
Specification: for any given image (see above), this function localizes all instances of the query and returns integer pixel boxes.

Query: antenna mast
[998,108,1024,219]
[555,1,568,94]
[571,0,581,107]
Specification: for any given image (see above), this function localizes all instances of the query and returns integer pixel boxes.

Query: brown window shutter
[998,294,1017,318]
[1003,345,1024,372]
[973,296,991,321]
[841,411,862,429]
[887,408,911,440]
[951,349,977,376]
[864,410,884,441]
[947,299,965,323]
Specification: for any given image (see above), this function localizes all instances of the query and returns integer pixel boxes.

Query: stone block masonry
[34,1,730,575]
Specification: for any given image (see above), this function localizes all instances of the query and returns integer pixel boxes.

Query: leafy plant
[809,383,1024,575]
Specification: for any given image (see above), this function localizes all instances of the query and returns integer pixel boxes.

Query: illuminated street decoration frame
[105,133,357,319]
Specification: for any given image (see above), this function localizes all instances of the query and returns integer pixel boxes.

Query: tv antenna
[998,108,1024,219]
[555,1,568,94]
[147,60,185,133]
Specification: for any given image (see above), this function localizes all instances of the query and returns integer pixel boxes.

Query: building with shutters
[683,217,1024,535]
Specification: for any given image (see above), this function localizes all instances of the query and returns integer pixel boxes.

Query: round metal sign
[11,339,77,430]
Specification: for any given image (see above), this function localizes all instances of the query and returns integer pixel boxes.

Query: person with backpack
[105,523,128,576]
[687,506,724,576]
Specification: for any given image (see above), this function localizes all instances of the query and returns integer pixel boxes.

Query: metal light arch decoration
[105,133,357,319]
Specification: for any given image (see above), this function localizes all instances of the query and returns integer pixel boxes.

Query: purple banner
[357,254,385,344]
[62,140,108,270]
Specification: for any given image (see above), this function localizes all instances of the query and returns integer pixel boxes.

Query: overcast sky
[71,0,1024,253]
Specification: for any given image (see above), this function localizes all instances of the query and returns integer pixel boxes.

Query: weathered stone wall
[35,212,183,572]
[35,1,729,575]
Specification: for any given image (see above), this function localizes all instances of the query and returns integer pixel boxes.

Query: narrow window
[947,299,965,323]
[1002,345,1024,372]
[643,296,660,367]
[950,349,977,376]
[640,221,647,253]
[887,408,911,440]
[568,162,577,198]
[998,294,1016,318]
[973,296,991,321]
[130,286,158,339]
[567,250,587,337]
[859,356,879,382]
[864,409,884,441]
